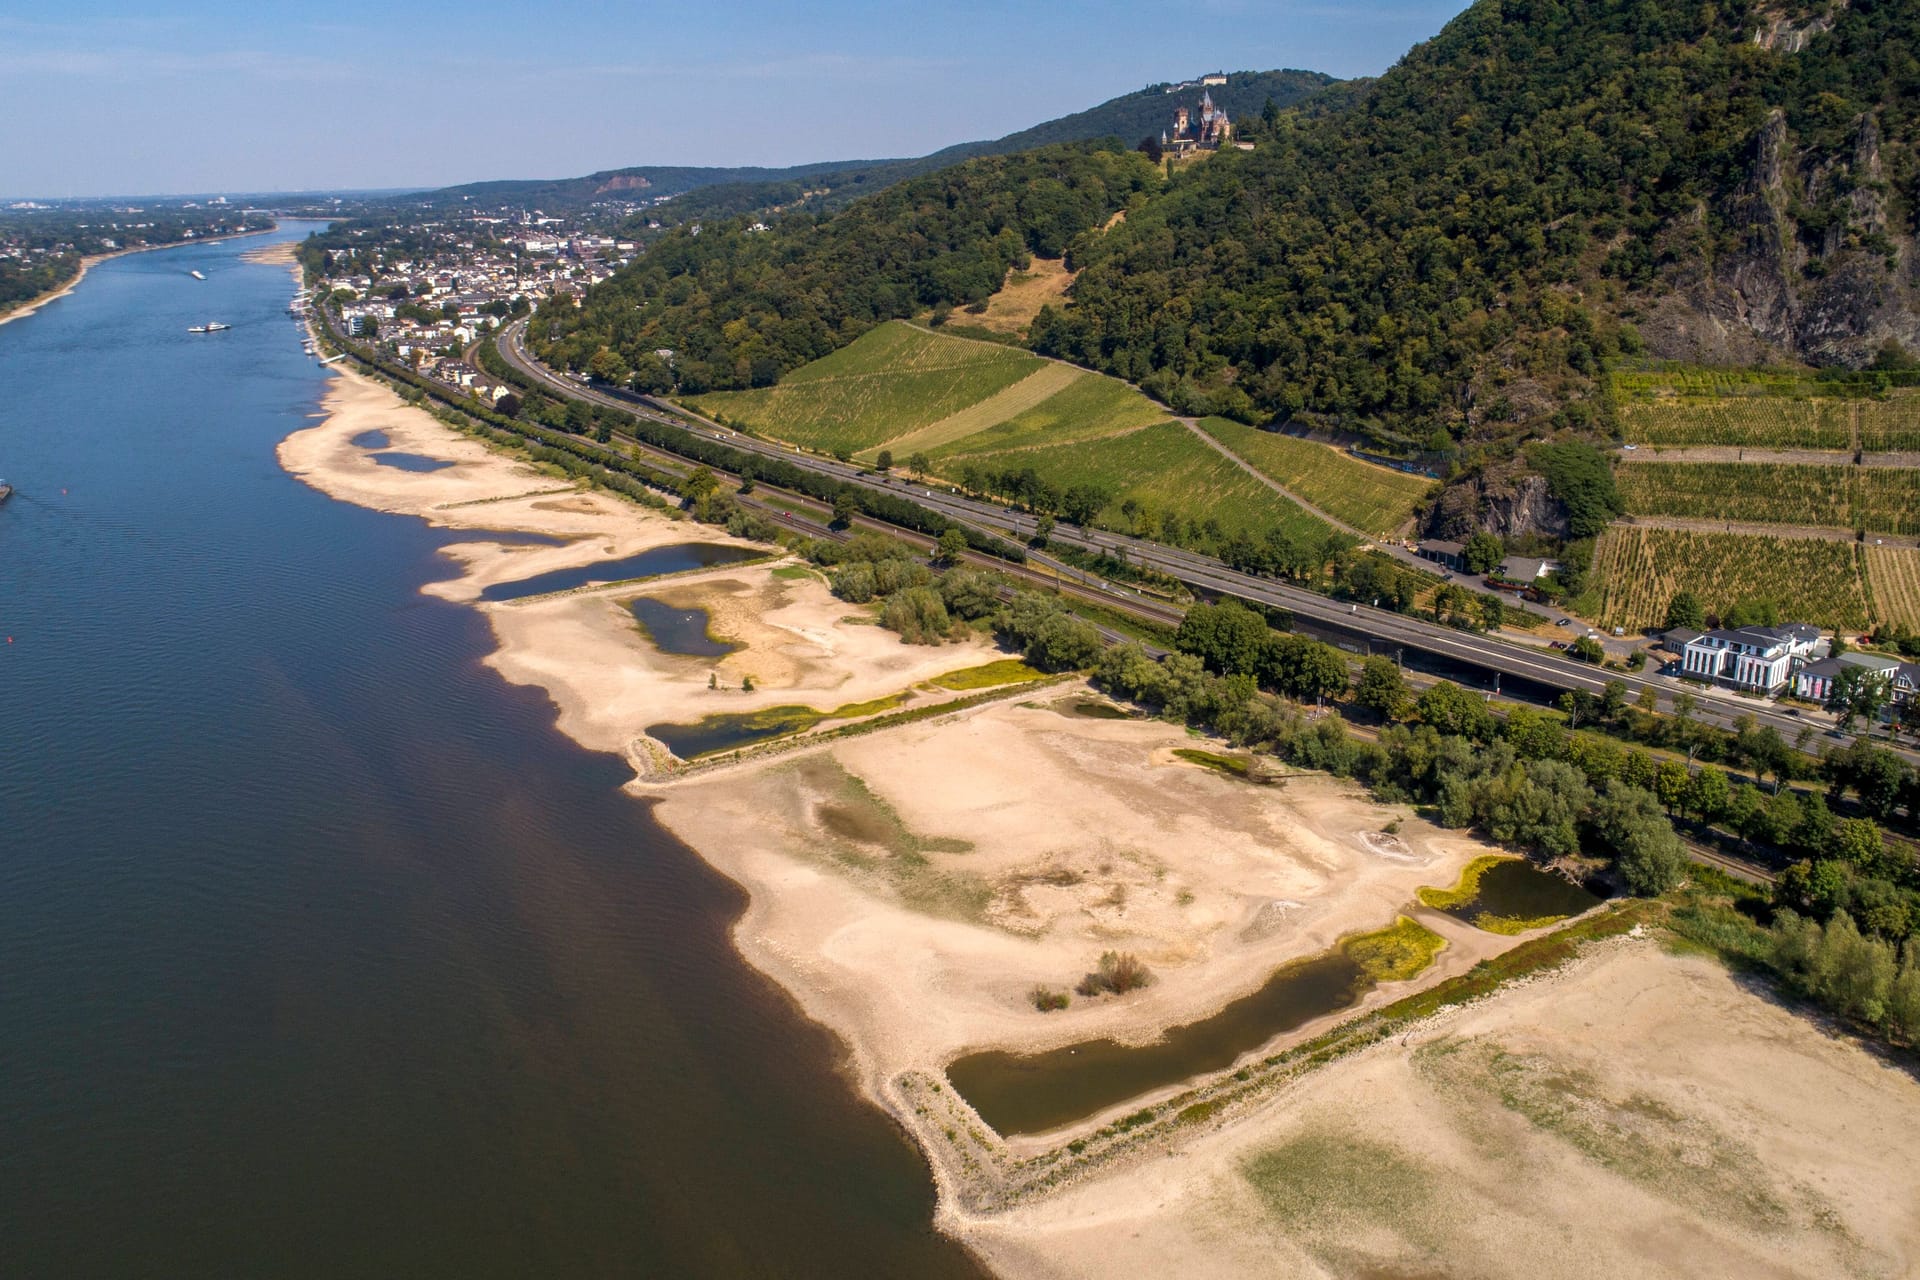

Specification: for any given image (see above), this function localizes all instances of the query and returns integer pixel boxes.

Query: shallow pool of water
[478,543,762,603]
[1439,859,1602,931]
[369,451,455,473]
[629,597,740,659]
[349,429,390,449]
[947,950,1370,1137]
[648,706,821,759]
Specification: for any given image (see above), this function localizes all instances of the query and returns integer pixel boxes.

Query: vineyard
[687,321,1174,462]
[1859,393,1920,452]
[1866,544,1920,630]
[1615,461,1920,535]
[687,322,1041,457]
[1195,417,1434,539]
[936,419,1334,544]
[1614,397,1852,449]
[1589,526,1872,632]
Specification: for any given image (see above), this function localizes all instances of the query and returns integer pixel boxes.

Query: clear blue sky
[2,1,1468,197]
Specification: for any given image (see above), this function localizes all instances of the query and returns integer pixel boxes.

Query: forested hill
[533,143,1157,393]
[413,69,1333,218]
[1042,0,1920,452]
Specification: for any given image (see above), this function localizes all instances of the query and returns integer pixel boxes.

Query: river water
[0,224,982,1278]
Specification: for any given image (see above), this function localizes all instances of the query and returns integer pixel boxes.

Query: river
[0,223,982,1278]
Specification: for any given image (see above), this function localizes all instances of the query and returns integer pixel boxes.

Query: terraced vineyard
[940,419,1334,543]
[1590,526,1873,632]
[1616,461,1920,535]
[1866,544,1920,629]
[1859,393,1920,452]
[1194,418,1434,539]
[687,321,1170,462]
[1614,396,1853,449]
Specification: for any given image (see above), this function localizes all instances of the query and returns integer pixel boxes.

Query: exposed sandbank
[279,361,1920,1280]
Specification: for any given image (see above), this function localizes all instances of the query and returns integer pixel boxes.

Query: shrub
[1076,951,1154,997]
[1029,986,1071,1012]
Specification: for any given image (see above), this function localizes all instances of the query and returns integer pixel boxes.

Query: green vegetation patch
[1243,1127,1448,1258]
[1343,916,1448,983]
[1172,747,1252,778]
[1196,418,1434,538]
[926,658,1048,691]
[793,757,988,920]
[1412,1037,1813,1235]
[770,563,822,581]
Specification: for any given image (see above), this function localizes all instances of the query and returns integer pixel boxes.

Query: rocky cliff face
[1644,104,1920,368]
[1425,463,1570,541]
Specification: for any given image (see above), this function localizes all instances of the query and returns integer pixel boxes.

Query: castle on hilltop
[1163,91,1232,154]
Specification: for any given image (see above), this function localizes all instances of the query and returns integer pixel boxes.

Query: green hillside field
[1195,418,1433,538]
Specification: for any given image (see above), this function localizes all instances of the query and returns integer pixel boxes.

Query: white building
[1680,623,1823,694]
[1793,651,1902,703]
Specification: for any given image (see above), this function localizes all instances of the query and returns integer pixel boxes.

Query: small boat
[188,322,231,334]
[0,479,12,503]
[187,325,208,333]
[190,270,206,281]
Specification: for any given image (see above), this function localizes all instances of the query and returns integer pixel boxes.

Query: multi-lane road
[489,319,1906,759]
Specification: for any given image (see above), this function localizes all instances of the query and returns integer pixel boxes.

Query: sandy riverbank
[962,939,1920,1278]
[0,225,281,329]
[278,363,1920,1279]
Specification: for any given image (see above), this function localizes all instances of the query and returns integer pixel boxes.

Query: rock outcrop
[1424,462,1570,541]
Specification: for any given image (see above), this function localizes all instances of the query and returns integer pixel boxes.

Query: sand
[962,940,1920,1279]
[279,365,1009,779]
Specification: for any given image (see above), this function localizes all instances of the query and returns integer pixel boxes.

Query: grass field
[1590,526,1873,632]
[941,419,1335,543]
[688,321,1171,463]
[1195,418,1433,538]
[1865,544,1920,630]
[1617,461,1920,535]
[960,256,1074,336]
[688,322,1041,457]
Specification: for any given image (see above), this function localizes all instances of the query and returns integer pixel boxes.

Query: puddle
[479,543,762,603]
[628,597,741,659]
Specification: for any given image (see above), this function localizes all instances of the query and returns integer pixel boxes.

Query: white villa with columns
[1679,623,1824,694]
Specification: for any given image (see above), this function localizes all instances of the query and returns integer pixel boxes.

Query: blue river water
[0,224,981,1278]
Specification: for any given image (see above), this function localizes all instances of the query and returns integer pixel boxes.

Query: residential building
[1793,652,1902,703]
[1680,623,1824,694]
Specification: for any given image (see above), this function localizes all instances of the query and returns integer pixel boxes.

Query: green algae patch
[1344,916,1447,984]
[1417,854,1516,912]
[926,658,1047,691]
[1172,747,1251,778]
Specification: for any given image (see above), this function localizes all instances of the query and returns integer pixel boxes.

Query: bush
[1076,951,1154,997]
[881,586,952,644]
[1029,986,1071,1012]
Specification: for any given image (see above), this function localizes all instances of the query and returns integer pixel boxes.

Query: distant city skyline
[2,1,1468,197]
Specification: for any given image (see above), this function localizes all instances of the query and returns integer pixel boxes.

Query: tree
[1138,134,1164,163]
[680,465,720,503]
[1664,591,1706,630]
[908,451,930,476]
[1827,667,1892,735]
[881,586,952,643]
[1477,593,1505,632]
[1592,781,1687,894]
[1463,531,1504,574]
[831,491,859,528]
[1354,656,1410,720]
[586,347,629,385]
[1654,761,1689,814]
[1558,689,1599,729]
[1569,635,1605,664]
[1532,441,1624,538]
[876,449,894,472]
[1177,600,1271,677]
[1032,513,1055,546]
[936,526,969,565]
[1599,680,1629,724]
[1684,767,1730,824]
[1829,817,1887,872]
[1415,680,1495,740]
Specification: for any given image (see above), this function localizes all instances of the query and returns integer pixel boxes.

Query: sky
[1,1,1469,198]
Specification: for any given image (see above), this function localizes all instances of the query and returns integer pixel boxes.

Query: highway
[487,318,1905,757]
